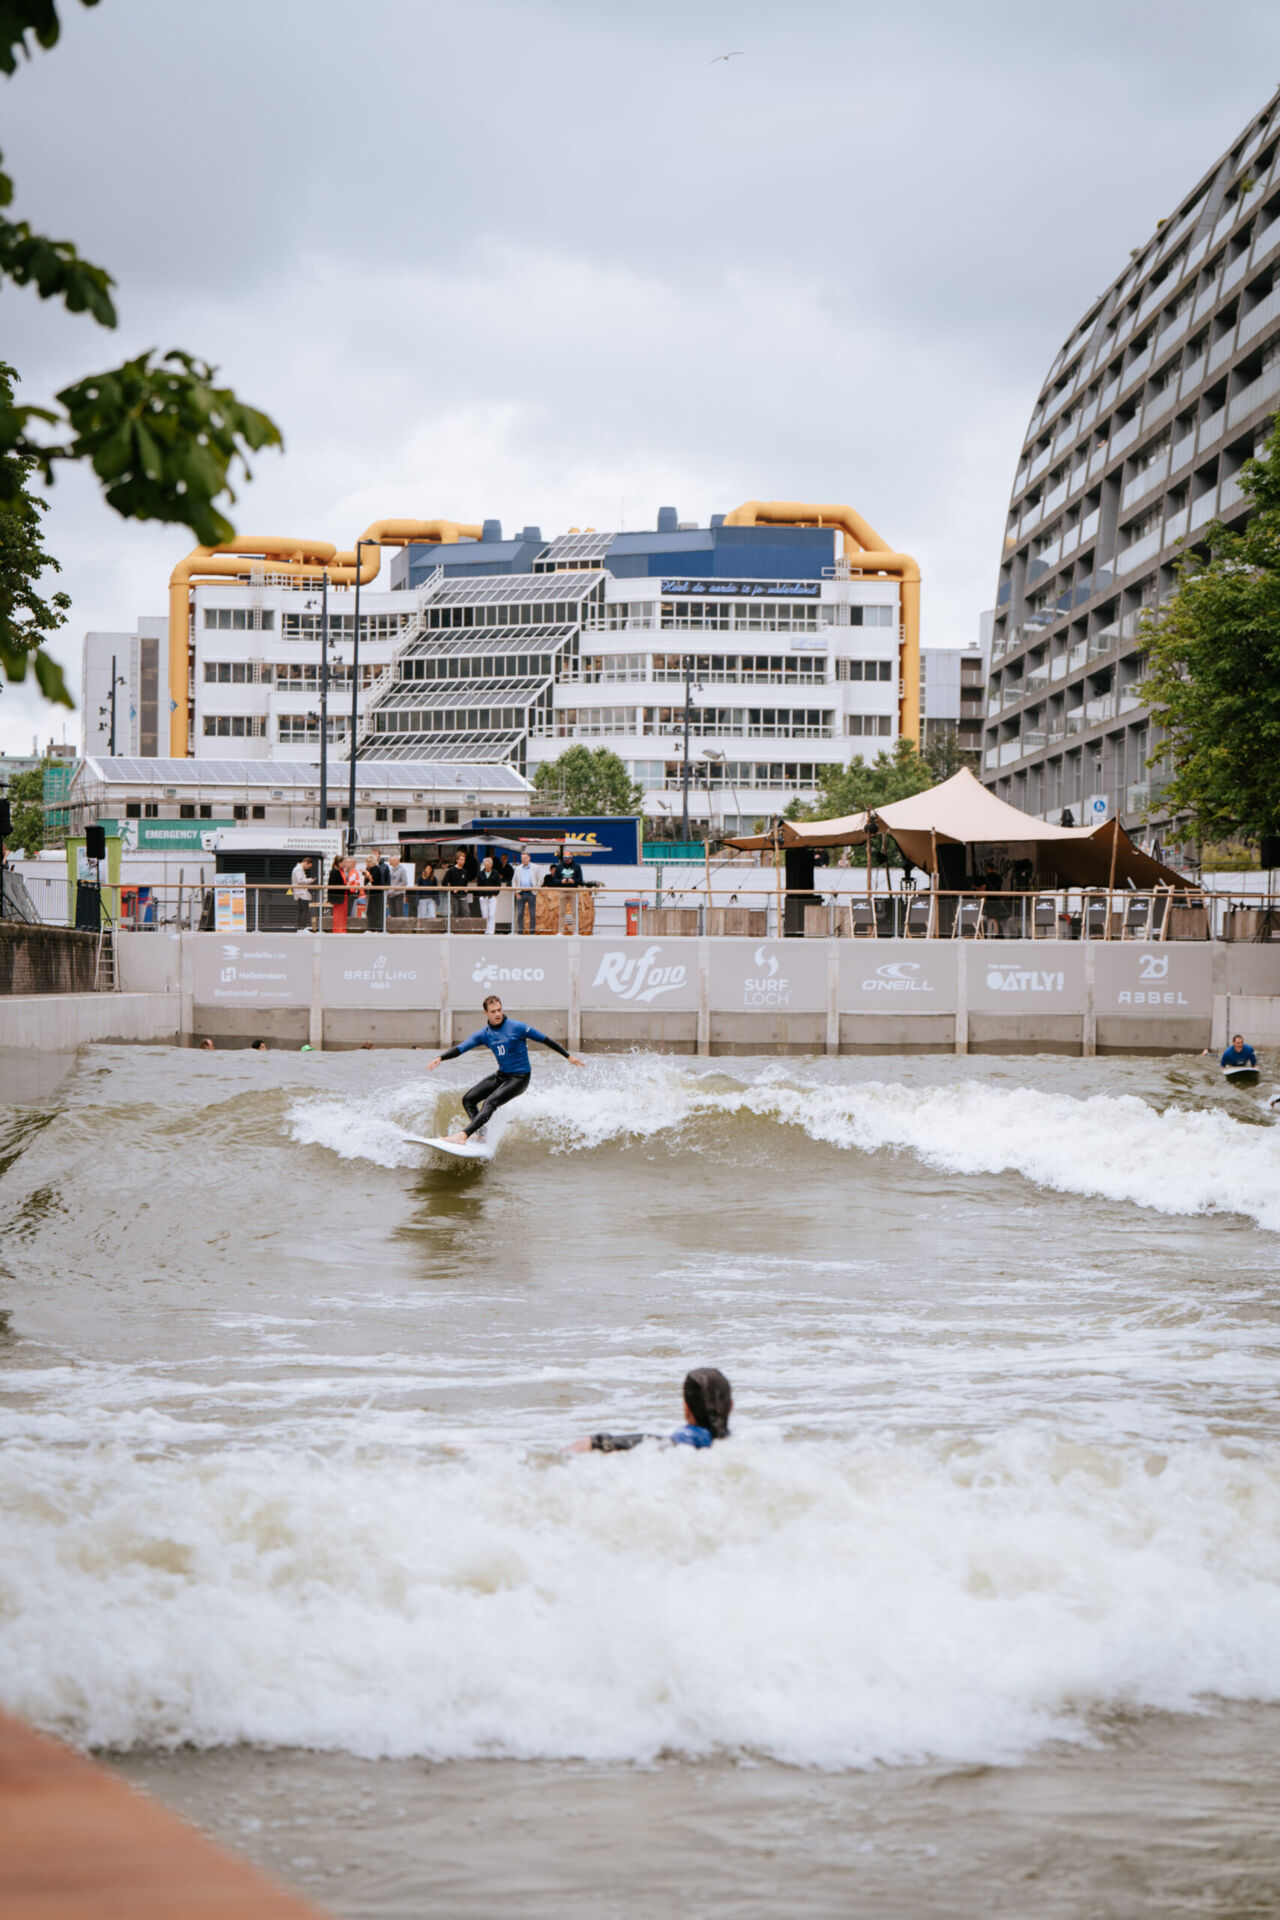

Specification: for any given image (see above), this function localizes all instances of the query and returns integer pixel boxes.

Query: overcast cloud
[2,0,1278,750]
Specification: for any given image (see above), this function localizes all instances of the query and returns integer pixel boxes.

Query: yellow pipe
[166,519,481,755]
[723,499,922,743]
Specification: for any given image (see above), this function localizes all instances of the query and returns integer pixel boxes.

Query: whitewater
[3,1043,1280,1785]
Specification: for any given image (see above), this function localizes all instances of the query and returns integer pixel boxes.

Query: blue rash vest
[451,1017,563,1077]
[670,1423,713,1449]
[1221,1042,1258,1068]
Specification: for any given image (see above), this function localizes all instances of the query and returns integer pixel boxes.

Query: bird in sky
[708,50,746,64]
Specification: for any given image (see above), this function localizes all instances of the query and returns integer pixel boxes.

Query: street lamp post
[318,573,331,832]
[348,539,379,852]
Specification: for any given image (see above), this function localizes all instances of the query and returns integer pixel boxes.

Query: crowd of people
[288,844,588,934]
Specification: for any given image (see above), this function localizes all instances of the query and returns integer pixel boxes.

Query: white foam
[452,1067,1280,1231]
[4,1431,1280,1768]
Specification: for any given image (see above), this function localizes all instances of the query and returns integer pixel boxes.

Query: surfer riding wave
[428,995,584,1143]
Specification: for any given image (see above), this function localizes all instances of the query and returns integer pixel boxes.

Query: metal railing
[33,878,1279,945]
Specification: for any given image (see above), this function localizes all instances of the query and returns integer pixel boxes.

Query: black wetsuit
[440,1017,571,1138]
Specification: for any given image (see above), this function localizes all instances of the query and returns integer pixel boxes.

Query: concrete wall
[0,992,184,1050]
[101,929,1280,1055]
[0,924,97,996]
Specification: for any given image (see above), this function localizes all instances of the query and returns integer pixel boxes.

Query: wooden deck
[0,1713,329,1918]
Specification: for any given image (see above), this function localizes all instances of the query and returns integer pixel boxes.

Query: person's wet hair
[683,1367,732,1439]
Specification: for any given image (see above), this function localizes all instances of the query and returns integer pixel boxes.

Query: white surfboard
[1223,1064,1261,1089]
[403,1132,494,1161]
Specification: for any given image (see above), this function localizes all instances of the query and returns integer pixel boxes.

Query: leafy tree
[923,726,974,781]
[1141,421,1280,844]
[533,745,642,815]
[5,759,45,853]
[0,1,282,706]
[0,362,70,703]
[788,737,937,824]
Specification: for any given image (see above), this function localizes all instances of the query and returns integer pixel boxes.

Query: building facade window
[201,715,267,737]
[203,608,276,631]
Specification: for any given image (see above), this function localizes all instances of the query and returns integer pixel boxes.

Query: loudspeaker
[85,823,107,861]
[1262,834,1280,871]
[0,799,10,837]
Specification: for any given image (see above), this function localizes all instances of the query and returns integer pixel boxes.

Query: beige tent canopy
[724,767,1192,891]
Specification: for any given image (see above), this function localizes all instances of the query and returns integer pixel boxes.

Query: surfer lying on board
[427,994,583,1143]
[1220,1034,1258,1070]
[565,1367,733,1454]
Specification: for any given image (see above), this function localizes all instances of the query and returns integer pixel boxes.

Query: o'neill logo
[986,964,1064,993]
[473,955,546,985]
[863,960,934,993]
[593,944,688,1004]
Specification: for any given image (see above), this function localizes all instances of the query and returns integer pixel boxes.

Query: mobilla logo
[862,960,933,993]
[593,944,688,1003]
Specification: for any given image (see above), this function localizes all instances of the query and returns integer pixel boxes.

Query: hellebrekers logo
[985,963,1065,993]
[593,944,688,1004]
[862,960,934,993]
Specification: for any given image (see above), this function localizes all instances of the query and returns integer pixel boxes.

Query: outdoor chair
[1123,898,1151,939]
[905,899,933,938]
[1032,898,1057,939]
[1083,900,1109,939]
[844,902,877,937]
[953,899,984,938]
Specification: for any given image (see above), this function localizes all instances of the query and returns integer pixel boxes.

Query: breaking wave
[287,1066,1280,1231]
[4,1430,1280,1768]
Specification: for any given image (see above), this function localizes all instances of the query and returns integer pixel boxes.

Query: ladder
[94,924,117,992]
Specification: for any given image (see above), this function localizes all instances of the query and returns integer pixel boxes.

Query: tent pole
[774,824,783,940]
[866,821,874,937]
[1105,819,1120,939]
[704,836,711,936]
[929,827,938,938]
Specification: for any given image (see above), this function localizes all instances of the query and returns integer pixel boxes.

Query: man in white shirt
[513,848,538,935]
[388,852,412,918]
[290,856,314,932]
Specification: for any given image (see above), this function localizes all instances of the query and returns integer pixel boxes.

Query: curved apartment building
[984,88,1280,838]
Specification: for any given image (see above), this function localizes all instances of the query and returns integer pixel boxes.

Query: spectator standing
[290,856,315,932]
[328,855,348,934]
[513,848,538,935]
[476,854,500,933]
[388,850,412,919]
[443,849,473,925]
[365,847,391,933]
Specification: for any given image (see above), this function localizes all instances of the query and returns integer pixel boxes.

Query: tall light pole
[348,538,379,852]
[318,572,330,832]
[702,747,740,840]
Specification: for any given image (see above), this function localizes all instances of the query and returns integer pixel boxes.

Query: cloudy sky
[2,0,1278,752]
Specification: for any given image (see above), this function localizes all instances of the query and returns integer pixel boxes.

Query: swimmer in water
[566,1367,733,1454]
[427,993,583,1143]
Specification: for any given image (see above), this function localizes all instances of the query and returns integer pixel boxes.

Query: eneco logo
[593,944,688,1003]
[473,954,546,985]
[862,960,934,993]
[985,964,1065,993]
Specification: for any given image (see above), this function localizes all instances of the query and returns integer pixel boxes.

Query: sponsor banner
[1093,943,1211,1017]
[580,939,699,1012]
[191,934,311,1006]
[458,938,570,1011]
[838,940,958,1013]
[213,874,246,934]
[709,939,827,1013]
[966,941,1086,1013]
[320,936,441,1009]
